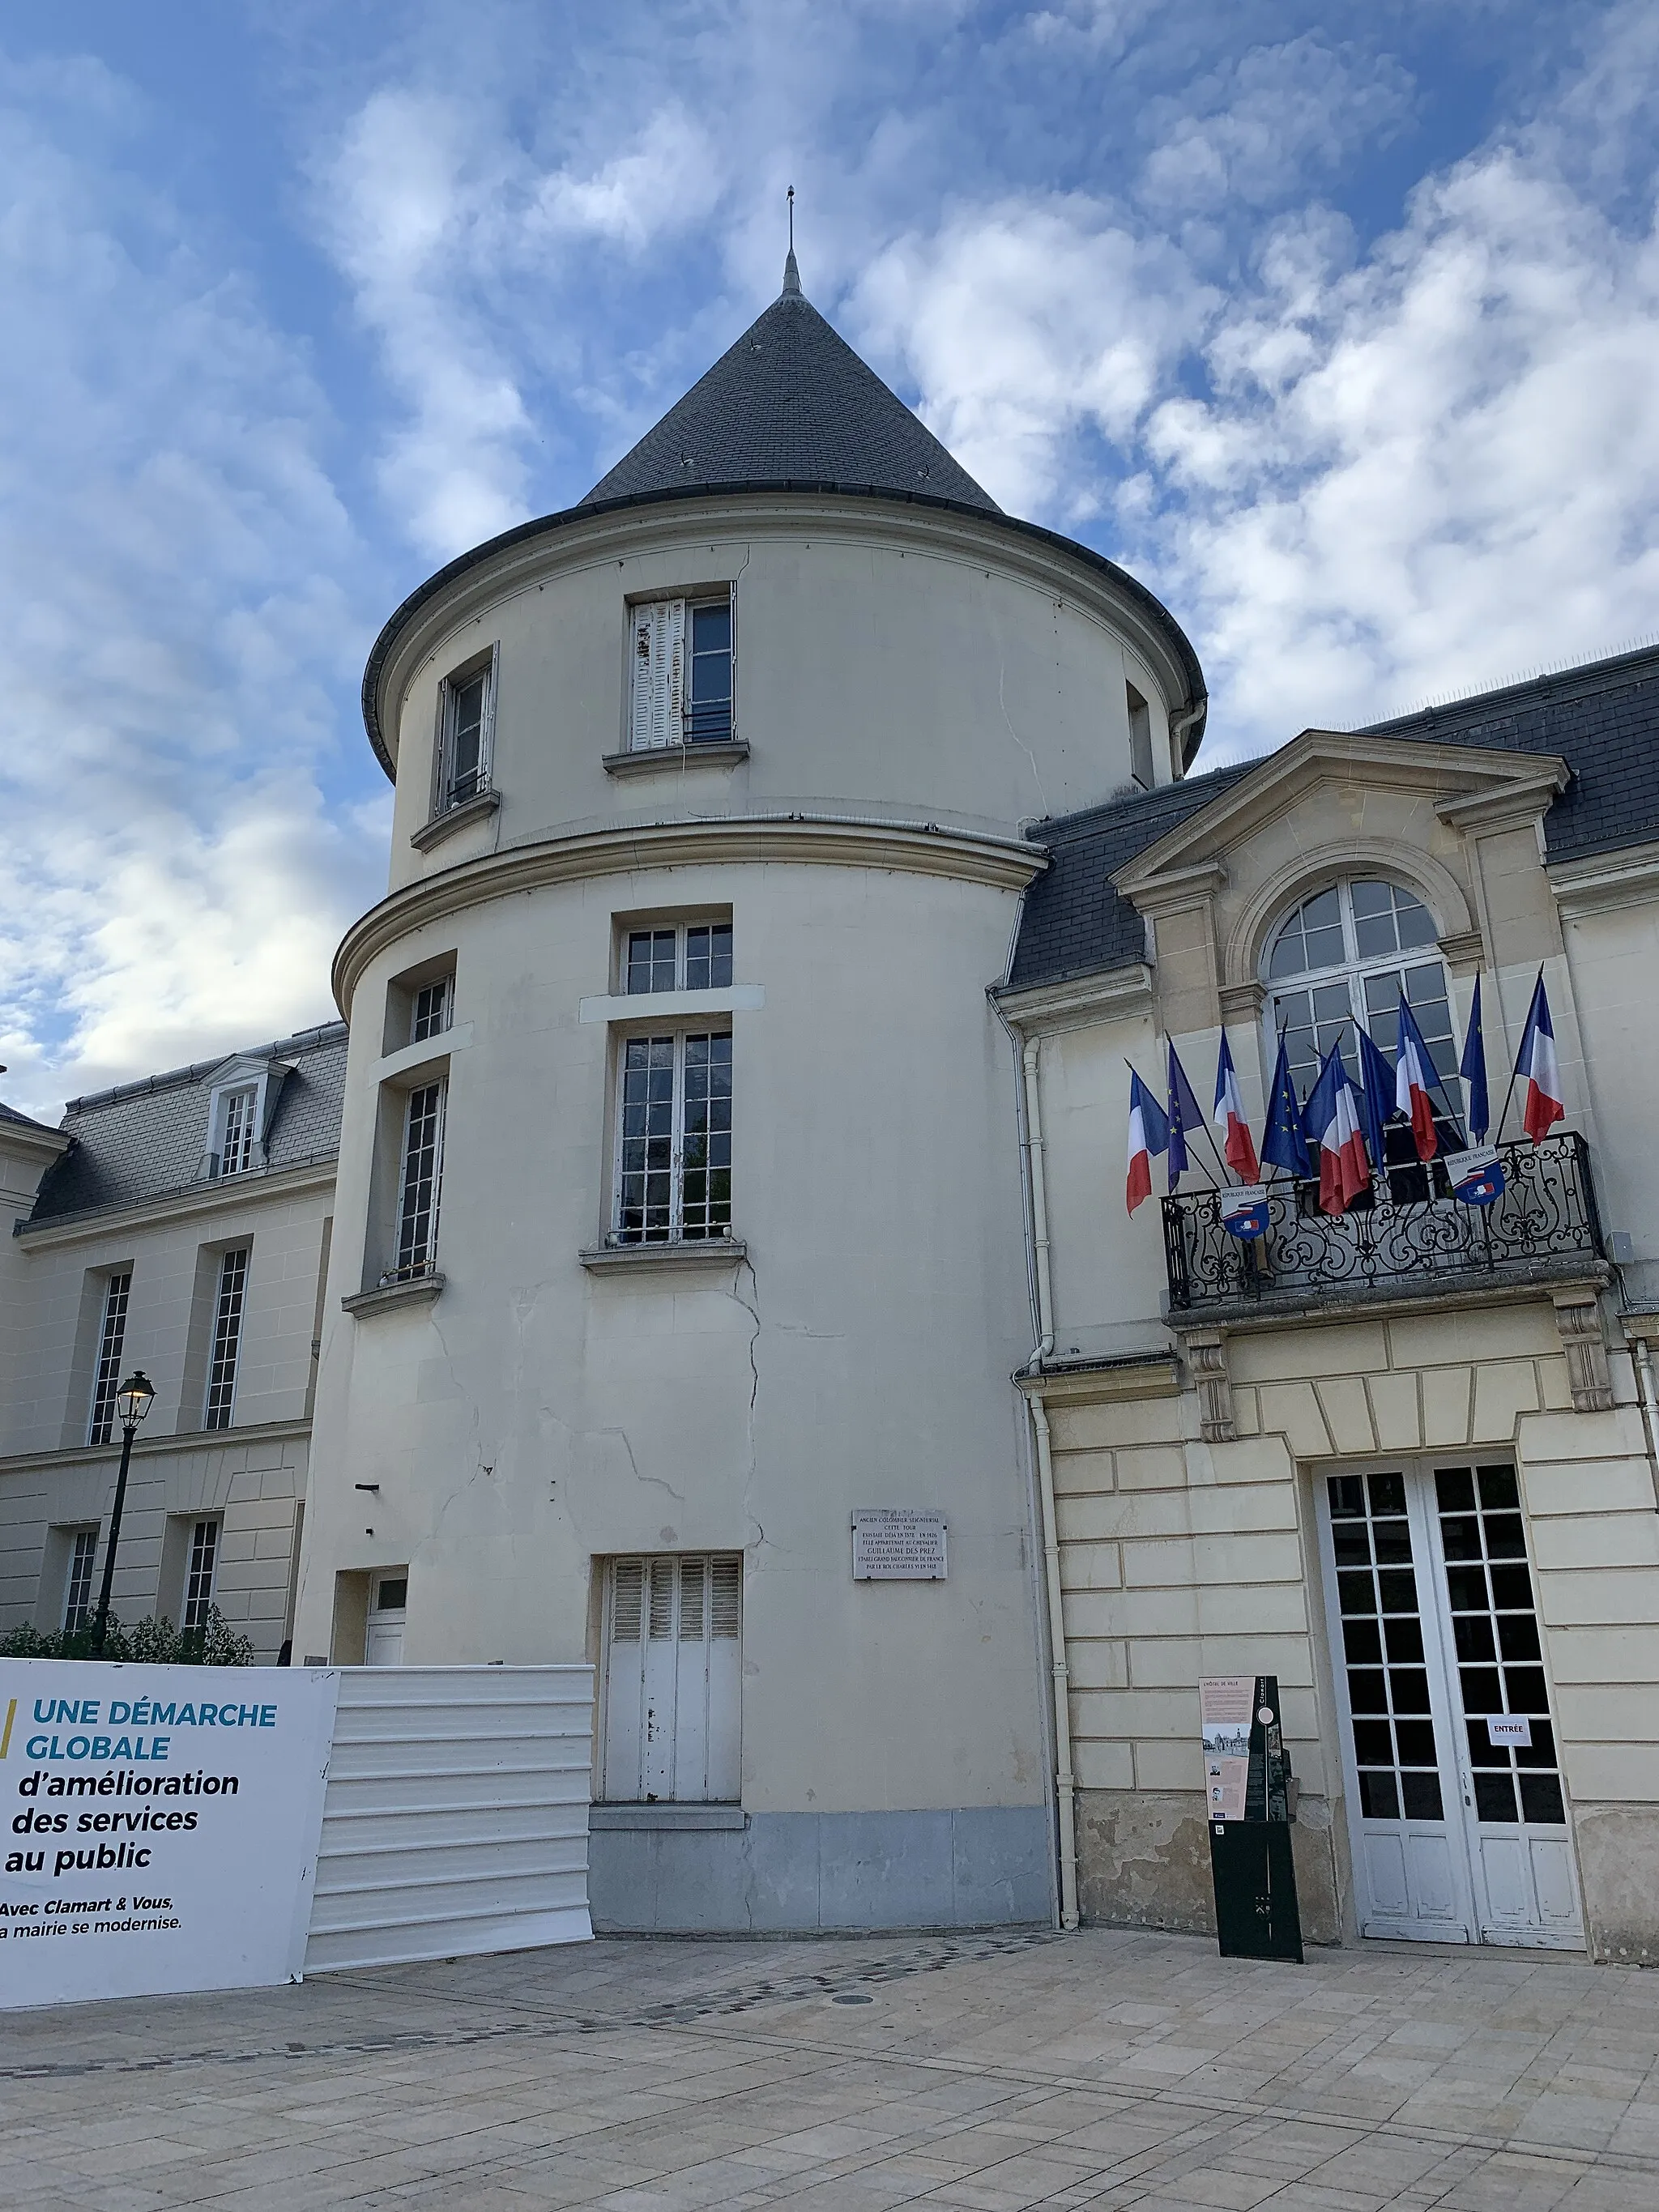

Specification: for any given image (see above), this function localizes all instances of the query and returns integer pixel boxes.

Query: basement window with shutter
[629,594,733,751]
[599,1554,742,1802]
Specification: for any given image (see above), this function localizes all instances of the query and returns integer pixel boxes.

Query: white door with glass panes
[601,1555,741,1802]
[1317,1462,1583,1949]
[365,1572,407,1666]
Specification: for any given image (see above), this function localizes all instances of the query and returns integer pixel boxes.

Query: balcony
[1162,1132,1606,1318]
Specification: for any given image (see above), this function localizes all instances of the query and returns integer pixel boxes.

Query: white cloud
[315,91,726,558]
[855,199,1213,517]
[0,55,379,1121]
[846,14,1659,757]
[1138,36,1414,215]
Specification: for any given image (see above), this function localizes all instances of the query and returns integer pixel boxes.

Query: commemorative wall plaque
[851,1510,948,1580]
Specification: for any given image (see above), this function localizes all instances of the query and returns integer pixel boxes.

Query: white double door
[1316,1460,1582,1949]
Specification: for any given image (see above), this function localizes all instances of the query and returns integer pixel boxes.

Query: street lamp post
[91,1370,156,1655]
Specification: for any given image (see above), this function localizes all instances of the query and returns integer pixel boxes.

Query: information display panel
[2,1659,338,2008]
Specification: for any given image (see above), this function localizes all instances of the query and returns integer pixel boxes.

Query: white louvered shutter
[600,1554,742,1802]
[629,599,685,751]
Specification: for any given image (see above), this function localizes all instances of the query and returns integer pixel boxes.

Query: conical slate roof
[583,256,1000,513]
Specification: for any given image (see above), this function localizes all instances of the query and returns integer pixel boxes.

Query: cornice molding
[15,1158,336,1251]
[0,1417,311,1480]
[335,815,1046,1016]
[1014,1354,1179,1405]
[1435,764,1570,833]
[995,965,1154,1034]
[0,1121,70,1170]
[1550,839,1659,918]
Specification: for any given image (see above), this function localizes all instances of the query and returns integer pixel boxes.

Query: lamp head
[115,1370,156,1430]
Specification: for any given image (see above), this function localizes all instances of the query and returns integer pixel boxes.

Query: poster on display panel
[1,1660,338,2009]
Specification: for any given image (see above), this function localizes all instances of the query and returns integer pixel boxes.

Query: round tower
[296,260,1205,1932]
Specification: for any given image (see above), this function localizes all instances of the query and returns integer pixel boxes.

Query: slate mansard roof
[23,1021,348,1228]
[1009,642,1659,995]
[583,257,1000,513]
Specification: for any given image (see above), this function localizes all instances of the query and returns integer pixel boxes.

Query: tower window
[612,1033,732,1245]
[1127,684,1154,791]
[388,1080,446,1282]
[629,594,734,750]
[625,922,733,995]
[435,647,497,812]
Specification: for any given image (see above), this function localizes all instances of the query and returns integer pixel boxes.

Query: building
[4,252,1657,1955]
[0,1026,343,1660]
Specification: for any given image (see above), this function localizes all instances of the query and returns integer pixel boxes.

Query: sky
[2,0,1657,1120]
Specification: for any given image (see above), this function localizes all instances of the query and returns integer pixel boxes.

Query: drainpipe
[1169,694,1209,774]
[1019,1036,1079,1929]
[1632,1331,1659,1513]
[1022,1041,1056,1364]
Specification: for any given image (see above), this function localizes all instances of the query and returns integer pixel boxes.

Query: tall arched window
[1264,878,1457,1104]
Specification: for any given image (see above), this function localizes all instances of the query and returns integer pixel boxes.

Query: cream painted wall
[1005,739,1659,1951]
[0,1181,330,1654]
[377,498,1184,896]
[298,857,1049,1817]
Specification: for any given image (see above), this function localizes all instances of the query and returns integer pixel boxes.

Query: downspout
[1169,694,1208,774]
[1021,1035,1079,1929]
[1633,1332,1659,1513]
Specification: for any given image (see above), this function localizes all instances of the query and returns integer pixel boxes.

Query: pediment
[1111,731,1569,909]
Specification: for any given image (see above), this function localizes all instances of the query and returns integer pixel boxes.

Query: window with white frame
[435,647,497,812]
[411,974,453,1042]
[387,1079,446,1281]
[87,1269,132,1446]
[203,1247,249,1430]
[1265,878,1460,1192]
[629,594,733,751]
[613,1033,731,1244]
[215,1085,258,1178]
[624,921,733,995]
[183,1518,220,1632]
[62,1529,98,1631]
[1127,683,1154,791]
[600,1554,742,1802]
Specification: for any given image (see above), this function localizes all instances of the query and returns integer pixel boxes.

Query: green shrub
[0,1605,255,1666]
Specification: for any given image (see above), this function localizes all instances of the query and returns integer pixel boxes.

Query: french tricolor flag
[1516,976,1566,1142]
[1394,999,1440,1161]
[1307,1044,1371,1217]
[1213,1033,1260,1182]
[1125,1068,1171,1214]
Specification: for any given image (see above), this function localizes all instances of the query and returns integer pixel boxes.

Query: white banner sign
[2,1660,339,2009]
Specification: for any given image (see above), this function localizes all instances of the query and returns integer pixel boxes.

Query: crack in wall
[729,1255,763,1550]
[1000,662,1047,816]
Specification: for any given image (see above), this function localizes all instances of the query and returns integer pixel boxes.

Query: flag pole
[1491,964,1546,1145]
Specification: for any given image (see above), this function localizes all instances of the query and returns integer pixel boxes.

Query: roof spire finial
[782,184,801,296]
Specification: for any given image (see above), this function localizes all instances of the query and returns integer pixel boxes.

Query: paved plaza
[6,1927,1659,2210]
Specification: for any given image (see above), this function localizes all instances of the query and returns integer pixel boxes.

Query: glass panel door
[1425,1463,1583,1946]
[1317,1468,1476,1941]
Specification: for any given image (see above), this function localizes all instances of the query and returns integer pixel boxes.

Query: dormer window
[435,646,497,812]
[217,1085,258,1178]
[202,1056,288,1181]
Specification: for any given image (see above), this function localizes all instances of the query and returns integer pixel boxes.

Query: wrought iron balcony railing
[1162,1132,1605,1314]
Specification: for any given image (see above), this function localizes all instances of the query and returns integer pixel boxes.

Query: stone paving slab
[4,1929,1659,2208]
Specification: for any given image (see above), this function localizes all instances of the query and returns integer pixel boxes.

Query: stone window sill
[589,1803,746,1831]
[601,741,748,778]
[342,1272,446,1317]
[578,1239,746,1275]
[411,791,500,850]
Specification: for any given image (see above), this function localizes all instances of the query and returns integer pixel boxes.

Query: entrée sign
[1,1658,338,2010]
[851,1510,948,1581]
